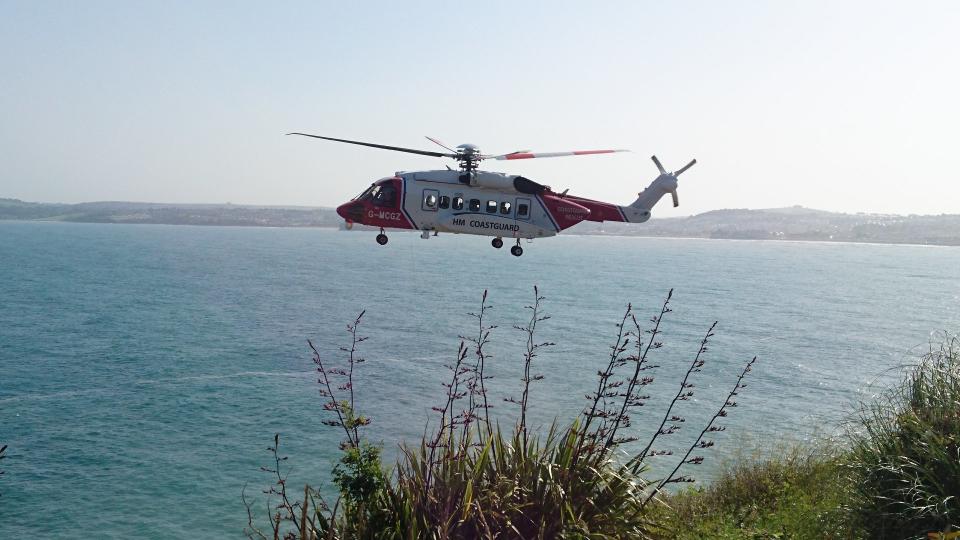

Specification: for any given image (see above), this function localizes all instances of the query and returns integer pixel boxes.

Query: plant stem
[605,291,673,449]
[640,356,756,508]
[635,320,716,466]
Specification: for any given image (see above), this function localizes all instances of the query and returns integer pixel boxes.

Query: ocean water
[1,221,959,538]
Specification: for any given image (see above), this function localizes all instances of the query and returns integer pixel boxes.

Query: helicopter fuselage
[336,169,650,241]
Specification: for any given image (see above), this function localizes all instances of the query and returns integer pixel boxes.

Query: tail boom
[547,155,692,226]
[557,195,652,224]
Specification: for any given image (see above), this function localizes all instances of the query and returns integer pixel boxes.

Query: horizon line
[3,196,956,219]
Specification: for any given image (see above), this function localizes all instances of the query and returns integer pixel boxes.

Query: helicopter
[290,133,696,256]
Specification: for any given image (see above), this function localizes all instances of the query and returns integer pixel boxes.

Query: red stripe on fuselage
[558,195,627,222]
[538,193,591,230]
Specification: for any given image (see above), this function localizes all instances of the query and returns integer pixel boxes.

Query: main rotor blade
[651,155,666,174]
[675,159,697,176]
[425,136,457,153]
[491,149,629,161]
[670,190,680,208]
[287,133,456,158]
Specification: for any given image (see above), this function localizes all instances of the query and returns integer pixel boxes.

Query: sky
[1,1,958,217]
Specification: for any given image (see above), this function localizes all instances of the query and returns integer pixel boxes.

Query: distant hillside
[0,198,342,228]
[2,198,958,246]
[570,206,960,246]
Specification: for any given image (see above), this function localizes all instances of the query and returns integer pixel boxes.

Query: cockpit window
[373,184,396,207]
[355,184,377,201]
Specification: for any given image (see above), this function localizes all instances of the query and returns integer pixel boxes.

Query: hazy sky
[1,1,958,216]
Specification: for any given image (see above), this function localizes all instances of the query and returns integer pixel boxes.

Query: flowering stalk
[635,320,716,464]
[640,356,756,508]
[605,290,673,450]
[340,311,368,444]
[462,289,496,434]
[309,338,356,448]
[578,303,633,452]
[506,286,553,448]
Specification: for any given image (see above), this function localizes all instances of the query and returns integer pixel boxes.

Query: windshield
[354,184,377,201]
[373,184,396,207]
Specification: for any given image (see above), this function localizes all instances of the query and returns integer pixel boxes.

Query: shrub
[847,333,960,539]
[656,445,859,539]
[245,288,757,539]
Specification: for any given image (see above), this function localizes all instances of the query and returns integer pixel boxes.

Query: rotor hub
[455,143,482,171]
[455,143,480,155]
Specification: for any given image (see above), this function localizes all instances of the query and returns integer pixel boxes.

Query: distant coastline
[3,197,959,247]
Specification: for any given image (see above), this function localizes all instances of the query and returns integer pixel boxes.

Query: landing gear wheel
[510,245,523,257]
[376,233,388,245]
[492,237,503,249]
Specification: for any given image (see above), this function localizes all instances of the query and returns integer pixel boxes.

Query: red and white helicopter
[290,133,696,256]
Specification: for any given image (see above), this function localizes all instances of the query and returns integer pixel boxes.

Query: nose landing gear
[510,239,523,257]
[376,227,388,245]
[492,237,503,249]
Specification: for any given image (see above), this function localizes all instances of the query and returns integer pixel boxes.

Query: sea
[1,221,959,538]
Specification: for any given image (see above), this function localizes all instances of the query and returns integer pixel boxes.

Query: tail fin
[630,173,679,212]
[618,155,695,222]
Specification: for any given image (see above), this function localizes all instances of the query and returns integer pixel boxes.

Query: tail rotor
[675,159,697,177]
[649,155,696,208]
[651,155,666,175]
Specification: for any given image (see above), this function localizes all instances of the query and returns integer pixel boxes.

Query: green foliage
[330,441,392,539]
[308,423,654,538]
[654,446,863,540]
[847,334,960,539]
[248,296,960,539]
[332,442,387,506]
[378,421,651,539]
[287,317,960,539]
[246,290,759,539]
[648,333,960,540]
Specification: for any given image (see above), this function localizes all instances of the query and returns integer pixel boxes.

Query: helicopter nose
[336,202,364,222]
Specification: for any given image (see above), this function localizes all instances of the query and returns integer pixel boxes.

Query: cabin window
[469,199,481,212]
[486,200,498,213]
[453,196,464,210]
[517,203,529,217]
[439,195,450,209]
[421,189,440,212]
[500,201,512,215]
